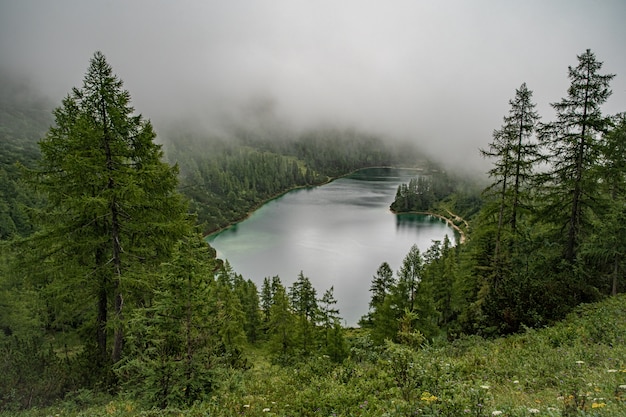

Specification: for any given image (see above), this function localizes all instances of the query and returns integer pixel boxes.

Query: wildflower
[492,411,503,416]
[591,402,606,408]
[420,392,438,403]
[607,369,618,373]
[513,380,519,384]
[243,405,250,408]
[528,408,540,414]
[480,385,490,389]
[575,360,584,365]
[263,408,270,412]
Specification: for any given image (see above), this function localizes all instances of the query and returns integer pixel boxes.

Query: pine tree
[581,115,626,295]
[261,276,273,325]
[317,286,346,360]
[481,82,540,279]
[27,52,189,372]
[120,234,217,407]
[369,262,395,310]
[537,49,614,263]
[394,244,424,312]
[268,282,294,357]
[289,271,318,354]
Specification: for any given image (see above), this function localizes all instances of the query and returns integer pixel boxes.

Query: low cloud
[1,0,625,173]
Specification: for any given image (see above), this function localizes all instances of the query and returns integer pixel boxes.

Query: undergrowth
[5,295,625,417]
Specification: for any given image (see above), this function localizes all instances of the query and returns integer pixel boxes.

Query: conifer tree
[537,49,614,263]
[120,234,216,407]
[481,82,540,279]
[581,115,626,295]
[28,52,189,371]
[261,276,273,325]
[394,244,424,312]
[289,271,318,354]
[369,262,395,310]
[268,282,294,357]
[317,286,346,360]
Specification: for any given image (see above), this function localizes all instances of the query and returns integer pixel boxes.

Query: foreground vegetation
[6,294,626,416]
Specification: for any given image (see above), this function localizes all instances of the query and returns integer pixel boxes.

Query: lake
[207,167,455,326]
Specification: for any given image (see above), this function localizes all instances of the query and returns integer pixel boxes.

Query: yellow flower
[105,402,116,415]
[591,402,606,408]
[420,392,438,403]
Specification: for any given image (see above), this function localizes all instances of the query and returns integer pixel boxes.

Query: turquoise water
[207,167,454,326]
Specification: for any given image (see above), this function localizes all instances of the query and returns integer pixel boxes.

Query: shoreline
[203,165,425,238]
[390,209,468,244]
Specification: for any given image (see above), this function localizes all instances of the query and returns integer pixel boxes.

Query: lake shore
[204,165,426,237]
[390,208,468,244]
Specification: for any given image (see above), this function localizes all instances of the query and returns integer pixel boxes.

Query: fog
[1,0,625,172]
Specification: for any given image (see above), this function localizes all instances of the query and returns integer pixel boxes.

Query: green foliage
[365,244,441,345]
[537,49,615,264]
[19,295,624,416]
[267,281,295,359]
[4,46,626,417]
[21,51,191,385]
[118,234,223,408]
[0,69,50,239]
[390,170,456,213]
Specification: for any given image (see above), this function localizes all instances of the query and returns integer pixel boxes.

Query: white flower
[492,411,503,416]
[480,385,491,389]
[575,360,585,364]
[528,408,540,414]
[243,404,250,408]
[619,385,626,390]
[513,380,519,384]
[607,369,618,373]
[263,408,270,412]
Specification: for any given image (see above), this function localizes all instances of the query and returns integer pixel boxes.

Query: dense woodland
[1,50,625,416]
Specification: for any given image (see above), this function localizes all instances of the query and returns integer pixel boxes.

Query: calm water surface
[207,168,455,326]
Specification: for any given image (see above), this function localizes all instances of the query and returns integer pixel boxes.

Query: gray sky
[1,0,625,172]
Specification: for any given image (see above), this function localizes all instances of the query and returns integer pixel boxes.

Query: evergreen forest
[1,50,625,417]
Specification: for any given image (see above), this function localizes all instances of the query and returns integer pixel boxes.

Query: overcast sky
[1,0,625,172]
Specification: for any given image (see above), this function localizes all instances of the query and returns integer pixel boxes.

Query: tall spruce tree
[537,49,614,263]
[29,52,189,371]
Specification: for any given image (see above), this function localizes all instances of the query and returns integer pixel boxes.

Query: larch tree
[480,82,540,280]
[581,114,626,295]
[29,52,189,370]
[268,282,294,356]
[369,261,395,311]
[537,49,614,263]
[289,271,318,354]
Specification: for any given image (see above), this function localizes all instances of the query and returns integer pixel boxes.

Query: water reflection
[208,168,454,326]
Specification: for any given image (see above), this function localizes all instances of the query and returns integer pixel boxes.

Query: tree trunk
[566,65,591,263]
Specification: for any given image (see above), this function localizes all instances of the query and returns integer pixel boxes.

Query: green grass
[6,295,626,416]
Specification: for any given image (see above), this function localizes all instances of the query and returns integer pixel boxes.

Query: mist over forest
[2,0,625,174]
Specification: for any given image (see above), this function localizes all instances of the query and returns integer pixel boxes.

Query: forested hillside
[1,49,624,417]
[164,126,426,233]
[0,69,51,238]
